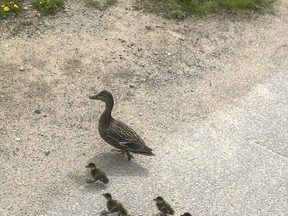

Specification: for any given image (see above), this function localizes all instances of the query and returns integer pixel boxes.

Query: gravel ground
[0,0,288,215]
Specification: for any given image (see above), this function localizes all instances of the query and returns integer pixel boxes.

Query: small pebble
[19,66,25,71]
[15,137,21,141]
[145,25,152,30]
[34,109,41,114]
[44,149,50,156]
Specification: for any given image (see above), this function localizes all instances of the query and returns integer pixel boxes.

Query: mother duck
[89,90,154,160]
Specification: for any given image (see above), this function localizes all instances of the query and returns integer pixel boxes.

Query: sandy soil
[1,0,288,215]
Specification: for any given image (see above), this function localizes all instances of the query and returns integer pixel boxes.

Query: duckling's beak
[89,94,99,100]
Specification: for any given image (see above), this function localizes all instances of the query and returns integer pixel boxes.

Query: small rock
[34,109,41,114]
[118,38,125,43]
[15,137,21,141]
[44,149,50,156]
[19,66,25,71]
[129,84,135,88]
[145,25,152,30]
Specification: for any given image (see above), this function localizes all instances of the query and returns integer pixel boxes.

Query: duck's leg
[111,149,125,155]
[126,151,134,161]
[111,149,133,160]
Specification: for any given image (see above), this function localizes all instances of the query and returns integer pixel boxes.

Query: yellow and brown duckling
[153,196,175,216]
[85,163,109,184]
[181,213,191,216]
[102,193,128,216]
[89,90,155,161]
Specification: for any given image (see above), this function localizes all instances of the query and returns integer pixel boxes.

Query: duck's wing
[164,204,175,215]
[110,201,127,215]
[98,171,109,183]
[103,119,153,155]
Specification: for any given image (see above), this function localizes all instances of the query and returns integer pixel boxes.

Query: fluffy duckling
[153,196,175,215]
[102,193,128,216]
[89,90,154,161]
[85,163,109,184]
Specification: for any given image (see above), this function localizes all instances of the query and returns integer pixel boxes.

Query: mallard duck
[181,213,191,216]
[102,193,128,216]
[89,90,154,161]
[153,196,175,216]
[85,163,109,184]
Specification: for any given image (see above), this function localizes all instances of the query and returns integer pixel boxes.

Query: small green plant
[0,0,21,19]
[20,20,33,26]
[32,0,65,15]
[85,0,117,10]
[134,0,276,18]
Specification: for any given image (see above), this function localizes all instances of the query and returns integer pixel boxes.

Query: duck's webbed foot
[86,179,95,183]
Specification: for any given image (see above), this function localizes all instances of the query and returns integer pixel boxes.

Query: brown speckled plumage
[103,193,128,216]
[153,196,175,216]
[85,163,109,184]
[89,90,154,160]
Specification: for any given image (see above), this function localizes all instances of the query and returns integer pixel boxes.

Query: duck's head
[153,196,164,204]
[103,193,112,201]
[181,213,192,216]
[85,163,96,170]
[89,90,113,104]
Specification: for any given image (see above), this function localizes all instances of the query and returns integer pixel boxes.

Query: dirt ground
[1,0,288,215]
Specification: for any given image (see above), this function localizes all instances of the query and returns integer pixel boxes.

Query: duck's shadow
[88,152,150,177]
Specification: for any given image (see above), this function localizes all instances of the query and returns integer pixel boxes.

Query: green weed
[85,0,117,10]
[32,0,65,15]
[134,0,276,18]
[0,0,21,19]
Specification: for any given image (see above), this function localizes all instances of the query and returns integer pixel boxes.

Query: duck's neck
[100,99,114,123]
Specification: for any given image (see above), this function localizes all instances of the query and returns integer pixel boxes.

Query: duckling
[181,213,191,216]
[89,90,155,161]
[102,193,128,216]
[153,196,175,216]
[85,163,109,184]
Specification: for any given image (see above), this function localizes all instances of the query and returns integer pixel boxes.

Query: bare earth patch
[1,0,288,215]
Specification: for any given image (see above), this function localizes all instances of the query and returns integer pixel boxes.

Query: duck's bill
[89,94,99,100]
